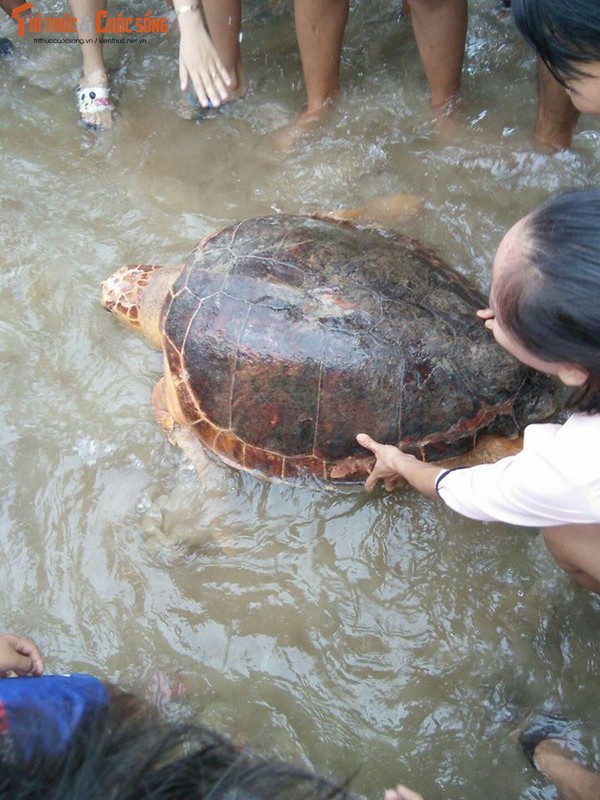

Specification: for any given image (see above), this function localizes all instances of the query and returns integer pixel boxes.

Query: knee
[541,525,600,593]
[541,527,574,569]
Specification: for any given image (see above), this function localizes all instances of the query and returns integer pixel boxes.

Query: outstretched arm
[175,1,232,108]
[356,433,443,498]
[0,633,44,676]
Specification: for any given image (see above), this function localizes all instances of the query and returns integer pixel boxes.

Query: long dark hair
[493,189,600,413]
[512,0,600,85]
[0,694,352,800]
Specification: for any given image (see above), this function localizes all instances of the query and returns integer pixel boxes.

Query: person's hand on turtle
[0,633,44,677]
[356,433,414,492]
[177,8,233,108]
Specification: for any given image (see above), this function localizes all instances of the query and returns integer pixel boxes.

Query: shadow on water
[1,0,600,798]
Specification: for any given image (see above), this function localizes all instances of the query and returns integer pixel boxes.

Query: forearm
[176,3,209,43]
[400,459,444,499]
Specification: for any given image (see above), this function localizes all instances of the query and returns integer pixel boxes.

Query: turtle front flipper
[152,377,211,473]
[169,425,211,475]
[439,434,524,469]
[316,193,423,229]
[152,369,195,447]
[151,378,175,435]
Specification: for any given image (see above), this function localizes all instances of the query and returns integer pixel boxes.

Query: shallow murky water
[1,1,600,798]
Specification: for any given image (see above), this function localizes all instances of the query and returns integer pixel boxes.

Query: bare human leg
[384,745,600,800]
[534,740,600,800]
[201,0,246,97]
[293,0,349,121]
[532,59,580,152]
[542,523,600,594]
[70,0,114,129]
[405,0,467,120]
[271,0,349,148]
[385,749,600,800]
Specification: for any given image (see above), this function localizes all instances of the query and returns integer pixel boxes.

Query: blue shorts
[0,674,109,759]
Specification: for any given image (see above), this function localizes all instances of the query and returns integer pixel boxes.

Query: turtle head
[100,264,179,349]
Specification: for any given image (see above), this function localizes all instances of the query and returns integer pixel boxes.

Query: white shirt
[436,412,600,527]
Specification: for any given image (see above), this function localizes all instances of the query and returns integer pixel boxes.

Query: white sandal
[75,83,115,129]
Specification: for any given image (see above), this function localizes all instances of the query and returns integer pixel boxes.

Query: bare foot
[270,101,334,151]
[431,92,466,140]
[76,68,114,130]
[384,785,424,800]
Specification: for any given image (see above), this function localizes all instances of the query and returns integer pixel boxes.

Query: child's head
[0,695,354,800]
[487,188,600,413]
[512,0,600,114]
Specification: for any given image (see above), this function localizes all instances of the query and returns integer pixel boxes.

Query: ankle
[431,90,462,118]
[82,65,109,84]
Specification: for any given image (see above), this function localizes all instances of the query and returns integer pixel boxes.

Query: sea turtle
[100,213,557,483]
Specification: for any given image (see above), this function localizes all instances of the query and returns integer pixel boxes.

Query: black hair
[0,694,353,800]
[493,188,600,413]
[512,0,600,85]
